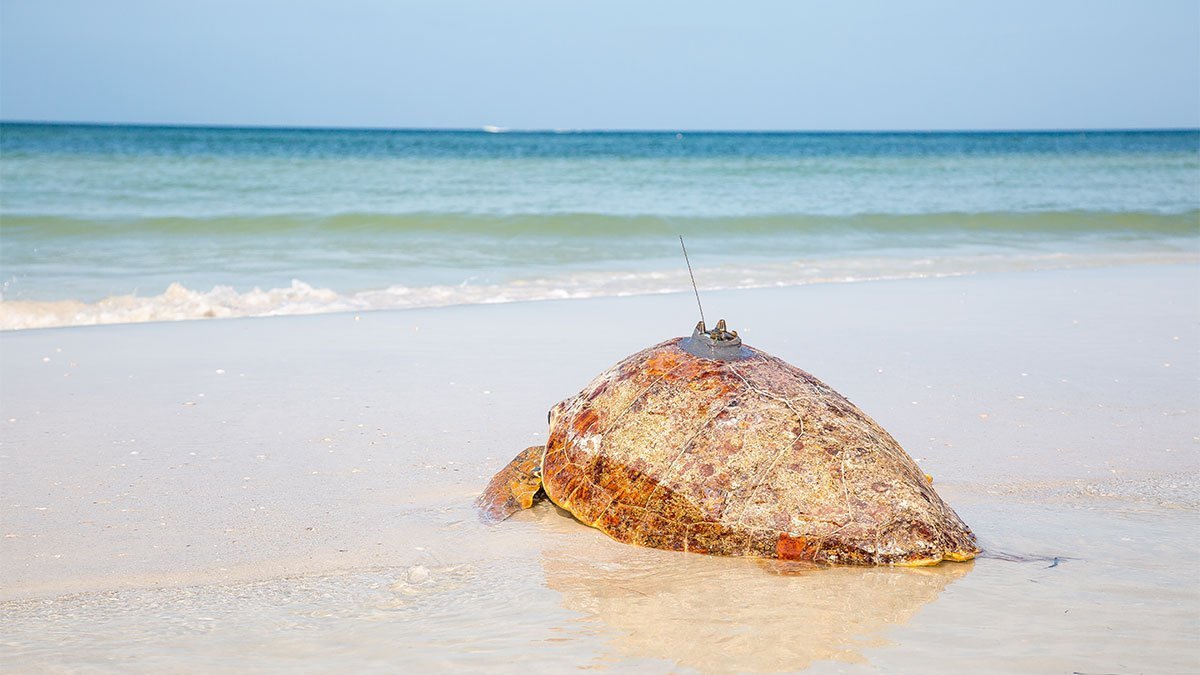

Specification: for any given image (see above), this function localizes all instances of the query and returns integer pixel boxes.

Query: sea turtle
[477,320,978,565]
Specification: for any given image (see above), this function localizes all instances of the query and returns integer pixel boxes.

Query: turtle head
[680,318,753,361]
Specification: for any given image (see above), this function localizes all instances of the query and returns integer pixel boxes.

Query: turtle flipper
[475,445,545,523]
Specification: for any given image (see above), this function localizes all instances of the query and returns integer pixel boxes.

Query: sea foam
[2,251,1192,331]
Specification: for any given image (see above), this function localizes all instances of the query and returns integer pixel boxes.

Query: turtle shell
[538,337,978,565]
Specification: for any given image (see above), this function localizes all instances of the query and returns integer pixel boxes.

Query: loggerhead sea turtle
[477,320,978,565]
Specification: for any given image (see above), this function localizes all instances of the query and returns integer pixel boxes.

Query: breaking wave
[2,250,1194,331]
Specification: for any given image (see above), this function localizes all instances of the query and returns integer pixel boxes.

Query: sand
[2,264,1198,673]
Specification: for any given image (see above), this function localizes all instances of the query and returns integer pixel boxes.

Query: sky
[1,0,1197,131]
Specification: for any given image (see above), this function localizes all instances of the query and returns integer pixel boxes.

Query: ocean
[1,124,1196,329]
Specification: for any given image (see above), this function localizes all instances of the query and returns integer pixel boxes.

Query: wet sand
[2,264,1198,672]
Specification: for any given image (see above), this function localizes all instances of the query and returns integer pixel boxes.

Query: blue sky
[1,1,1197,130]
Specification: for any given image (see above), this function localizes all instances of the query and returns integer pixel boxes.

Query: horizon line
[2,119,1198,135]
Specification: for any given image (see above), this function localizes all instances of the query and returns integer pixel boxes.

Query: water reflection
[533,506,972,672]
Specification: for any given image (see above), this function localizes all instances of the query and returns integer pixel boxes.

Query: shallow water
[1,267,1197,672]
[2,125,1196,328]
[3,490,1196,674]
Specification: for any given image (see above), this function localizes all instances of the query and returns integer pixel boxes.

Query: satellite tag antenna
[679,235,706,331]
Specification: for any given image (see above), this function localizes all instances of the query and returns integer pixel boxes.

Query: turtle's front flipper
[475,445,545,523]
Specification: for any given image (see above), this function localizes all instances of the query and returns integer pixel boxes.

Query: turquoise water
[1,124,1197,328]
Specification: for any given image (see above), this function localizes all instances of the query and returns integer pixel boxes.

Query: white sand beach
[2,264,1197,672]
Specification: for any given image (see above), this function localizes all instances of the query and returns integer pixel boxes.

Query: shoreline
[2,264,1197,672]
[3,264,1196,594]
[2,255,1196,332]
